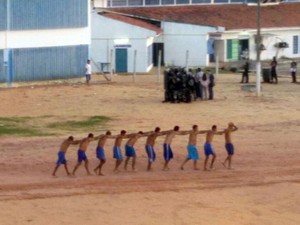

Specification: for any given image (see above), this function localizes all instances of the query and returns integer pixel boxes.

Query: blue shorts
[86,74,91,81]
[225,143,234,155]
[145,144,156,162]
[96,146,105,160]
[113,146,123,160]
[204,143,215,156]
[163,143,173,161]
[187,145,199,160]
[56,151,66,165]
[125,145,136,157]
[77,149,87,163]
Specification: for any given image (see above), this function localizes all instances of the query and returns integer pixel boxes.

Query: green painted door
[227,39,239,61]
[115,48,128,73]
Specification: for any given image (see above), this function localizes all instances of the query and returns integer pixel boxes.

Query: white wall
[91,12,158,73]
[162,22,217,67]
[0,28,90,49]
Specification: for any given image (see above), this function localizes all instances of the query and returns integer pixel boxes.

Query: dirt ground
[0,73,299,225]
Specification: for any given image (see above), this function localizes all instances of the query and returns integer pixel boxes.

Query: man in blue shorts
[222,122,238,169]
[162,126,188,171]
[145,127,169,171]
[180,125,207,170]
[93,131,116,176]
[203,125,223,171]
[113,130,132,172]
[124,131,150,171]
[72,133,96,176]
[52,136,80,176]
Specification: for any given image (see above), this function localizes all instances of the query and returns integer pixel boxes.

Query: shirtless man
[52,136,80,176]
[180,125,207,170]
[93,131,116,176]
[145,127,169,171]
[162,126,185,171]
[222,122,238,169]
[113,130,129,172]
[203,125,223,171]
[124,131,149,171]
[72,133,96,176]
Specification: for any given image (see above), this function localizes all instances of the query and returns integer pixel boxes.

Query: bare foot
[52,174,57,177]
[98,172,104,176]
[203,168,209,171]
[222,162,227,168]
[132,168,138,172]
[94,168,98,174]
[210,167,216,171]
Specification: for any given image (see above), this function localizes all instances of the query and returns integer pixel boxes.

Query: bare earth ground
[0,73,299,225]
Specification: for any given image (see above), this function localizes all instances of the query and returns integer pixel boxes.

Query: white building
[92,3,300,72]
[91,11,161,73]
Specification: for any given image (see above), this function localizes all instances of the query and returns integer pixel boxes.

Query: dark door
[153,43,164,67]
[115,48,128,73]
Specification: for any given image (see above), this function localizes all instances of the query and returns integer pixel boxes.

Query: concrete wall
[162,21,217,68]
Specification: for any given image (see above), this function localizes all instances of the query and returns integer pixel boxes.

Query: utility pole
[255,0,262,96]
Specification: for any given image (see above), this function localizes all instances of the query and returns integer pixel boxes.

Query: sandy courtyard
[0,73,299,225]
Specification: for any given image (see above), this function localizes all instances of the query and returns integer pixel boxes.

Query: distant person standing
[241,61,249,83]
[85,59,92,85]
[201,73,209,100]
[195,68,203,99]
[270,56,278,84]
[207,70,215,100]
[290,61,297,83]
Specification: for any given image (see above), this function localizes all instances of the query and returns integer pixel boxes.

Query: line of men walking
[52,123,238,177]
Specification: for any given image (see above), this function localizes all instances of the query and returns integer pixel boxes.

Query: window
[293,35,299,54]
[145,0,160,5]
[128,0,143,5]
[176,0,189,4]
[162,0,175,4]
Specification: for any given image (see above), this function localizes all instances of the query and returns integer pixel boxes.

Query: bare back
[146,132,158,146]
[60,140,72,152]
[164,131,176,144]
[114,135,124,147]
[79,138,91,151]
[97,136,109,148]
[205,131,215,144]
[126,134,140,146]
[188,131,198,146]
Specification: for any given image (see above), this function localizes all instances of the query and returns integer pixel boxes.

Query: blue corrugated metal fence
[0,45,88,82]
[0,0,88,31]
